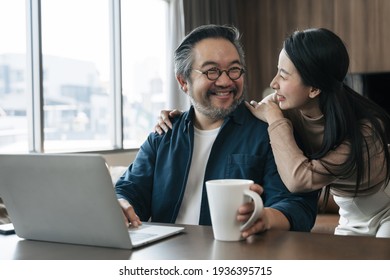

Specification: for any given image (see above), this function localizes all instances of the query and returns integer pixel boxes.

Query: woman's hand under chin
[245,95,284,125]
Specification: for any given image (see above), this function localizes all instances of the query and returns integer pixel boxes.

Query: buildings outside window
[0,0,169,153]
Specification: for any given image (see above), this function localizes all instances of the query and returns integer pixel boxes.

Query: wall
[100,149,138,167]
[236,0,390,100]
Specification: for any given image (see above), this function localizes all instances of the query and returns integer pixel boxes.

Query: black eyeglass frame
[193,67,245,81]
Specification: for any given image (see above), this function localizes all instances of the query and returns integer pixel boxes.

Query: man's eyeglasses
[193,67,245,81]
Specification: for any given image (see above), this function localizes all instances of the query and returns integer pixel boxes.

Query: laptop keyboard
[128,224,158,243]
[129,232,158,242]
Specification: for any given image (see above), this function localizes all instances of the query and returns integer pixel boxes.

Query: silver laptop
[0,153,184,249]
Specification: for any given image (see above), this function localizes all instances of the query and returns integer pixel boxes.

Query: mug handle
[240,189,264,231]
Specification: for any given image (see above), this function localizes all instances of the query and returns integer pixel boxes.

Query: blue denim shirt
[115,103,319,231]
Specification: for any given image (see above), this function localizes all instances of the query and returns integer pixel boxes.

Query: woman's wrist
[266,110,284,125]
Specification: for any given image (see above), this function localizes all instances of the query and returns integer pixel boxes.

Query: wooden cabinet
[236,0,390,101]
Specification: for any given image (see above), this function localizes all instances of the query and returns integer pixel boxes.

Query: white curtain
[166,0,190,110]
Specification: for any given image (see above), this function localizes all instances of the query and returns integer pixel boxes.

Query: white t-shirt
[175,126,220,224]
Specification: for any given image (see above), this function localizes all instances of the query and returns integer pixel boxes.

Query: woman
[156,28,390,237]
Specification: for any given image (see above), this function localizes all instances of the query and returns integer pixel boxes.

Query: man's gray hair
[174,24,246,81]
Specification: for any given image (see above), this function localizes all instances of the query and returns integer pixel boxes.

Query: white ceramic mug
[206,179,263,241]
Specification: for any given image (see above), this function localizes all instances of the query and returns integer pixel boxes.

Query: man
[115,24,318,238]
[0,198,10,224]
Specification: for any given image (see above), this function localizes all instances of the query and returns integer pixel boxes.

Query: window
[41,0,111,152]
[0,0,169,153]
[121,0,168,148]
[0,0,28,152]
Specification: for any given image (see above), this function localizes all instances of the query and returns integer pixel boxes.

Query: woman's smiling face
[269,49,321,116]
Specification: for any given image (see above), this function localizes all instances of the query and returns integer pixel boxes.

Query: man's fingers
[118,199,141,227]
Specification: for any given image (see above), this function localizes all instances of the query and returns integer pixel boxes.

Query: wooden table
[1,224,390,260]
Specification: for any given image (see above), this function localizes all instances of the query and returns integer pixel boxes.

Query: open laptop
[0,153,184,249]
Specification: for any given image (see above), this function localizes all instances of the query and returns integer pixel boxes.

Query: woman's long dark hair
[284,28,390,195]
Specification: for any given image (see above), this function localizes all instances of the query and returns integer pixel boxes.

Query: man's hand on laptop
[118,198,142,227]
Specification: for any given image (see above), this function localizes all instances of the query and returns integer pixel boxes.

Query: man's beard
[189,89,244,121]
